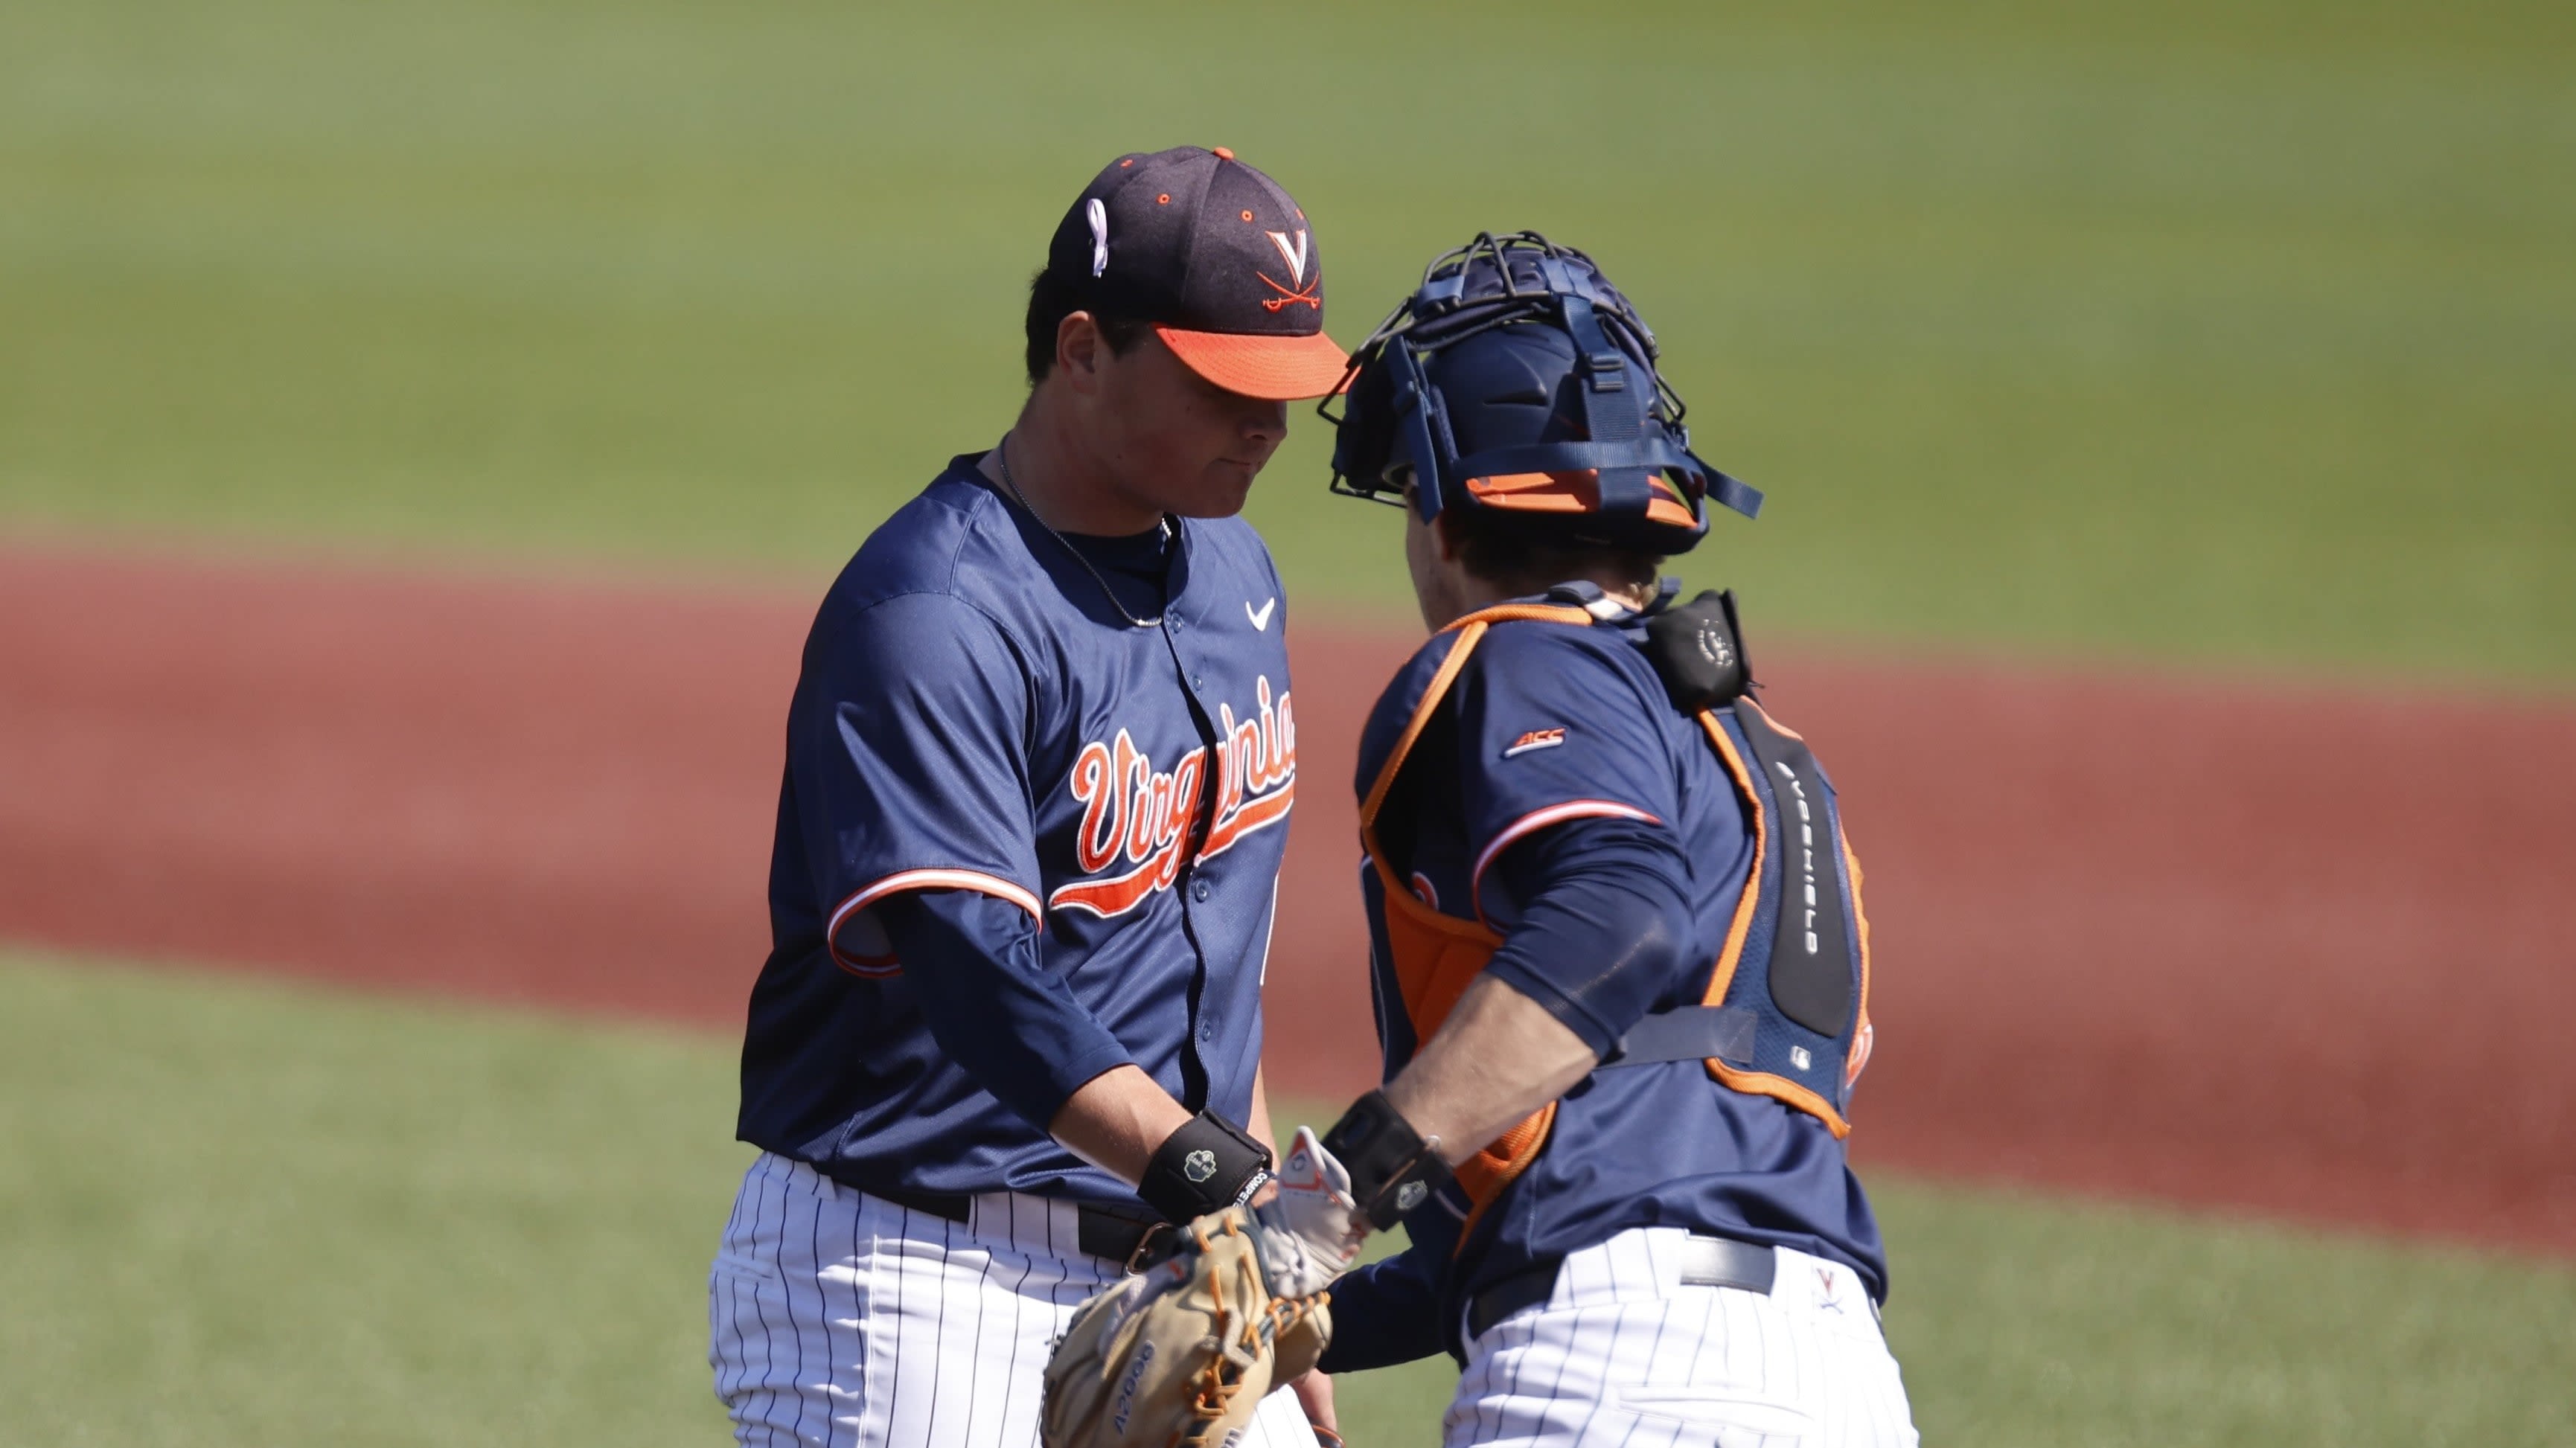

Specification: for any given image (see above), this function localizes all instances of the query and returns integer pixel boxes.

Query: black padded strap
[1321,1089,1456,1231]
[1137,1109,1273,1226]
[1731,700,1858,1038]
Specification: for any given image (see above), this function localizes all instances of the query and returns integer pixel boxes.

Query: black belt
[1465,1234,1777,1340]
[866,1182,1175,1275]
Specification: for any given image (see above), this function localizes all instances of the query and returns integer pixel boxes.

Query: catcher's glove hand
[1043,1130,1363,1448]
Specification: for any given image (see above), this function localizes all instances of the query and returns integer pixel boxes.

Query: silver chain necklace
[994,441,1169,630]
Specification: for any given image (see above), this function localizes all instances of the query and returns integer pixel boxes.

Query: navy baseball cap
[1043,147,1349,400]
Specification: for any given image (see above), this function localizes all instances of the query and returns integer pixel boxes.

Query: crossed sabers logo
[1258,228,1320,313]
[1052,676,1297,918]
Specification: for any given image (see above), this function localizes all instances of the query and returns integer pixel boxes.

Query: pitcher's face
[1088,330,1288,519]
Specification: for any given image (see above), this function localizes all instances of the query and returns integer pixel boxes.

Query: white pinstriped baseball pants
[709,1152,1320,1448]
[1447,1227,1919,1448]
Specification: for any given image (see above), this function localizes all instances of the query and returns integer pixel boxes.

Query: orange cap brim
[1156,325,1352,401]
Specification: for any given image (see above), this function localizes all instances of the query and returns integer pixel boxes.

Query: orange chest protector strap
[1357,605,1591,1227]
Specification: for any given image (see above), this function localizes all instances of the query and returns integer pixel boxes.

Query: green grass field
[4,4,2573,1444]
[4,0,2572,680]
[4,951,2570,1447]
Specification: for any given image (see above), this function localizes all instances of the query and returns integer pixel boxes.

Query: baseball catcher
[1047,231,1918,1446]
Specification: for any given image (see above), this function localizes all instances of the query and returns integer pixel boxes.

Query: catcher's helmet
[1321,231,1759,556]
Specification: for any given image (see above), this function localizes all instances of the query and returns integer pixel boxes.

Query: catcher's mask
[1320,231,1760,556]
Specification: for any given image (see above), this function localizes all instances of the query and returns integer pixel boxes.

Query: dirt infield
[4,543,2569,1253]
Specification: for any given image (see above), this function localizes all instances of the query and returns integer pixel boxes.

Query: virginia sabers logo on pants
[1051,677,1296,918]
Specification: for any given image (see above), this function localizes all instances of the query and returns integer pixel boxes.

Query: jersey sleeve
[873,887,1134,1133]
[791,592,1043,970]
[1448,624,1681,919]
[1480,814,1698,1057]
[1314,1243,1448,1373]
[1451,626,1701,1054]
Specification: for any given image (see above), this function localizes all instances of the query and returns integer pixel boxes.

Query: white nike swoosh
[1246,598,1277,632]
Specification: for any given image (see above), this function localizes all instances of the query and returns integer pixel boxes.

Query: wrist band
[1320,1089,1454,1231]
[1138,1109,1273,1226]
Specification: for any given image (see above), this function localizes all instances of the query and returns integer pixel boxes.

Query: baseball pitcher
[708,147,1349,1448]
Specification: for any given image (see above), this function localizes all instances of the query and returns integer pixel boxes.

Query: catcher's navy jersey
[738,453,1297,1205]
[1333,603,1885,1363]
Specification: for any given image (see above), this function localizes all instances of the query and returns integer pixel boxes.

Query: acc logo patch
[1182,1149,1218,1182]
[1394,1180,1429,1212]
[1503,727,1567,758]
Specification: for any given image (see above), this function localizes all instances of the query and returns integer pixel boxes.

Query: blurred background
[2,1,2570,1444]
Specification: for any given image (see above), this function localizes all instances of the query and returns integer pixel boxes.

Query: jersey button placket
[1191,878,1211,903]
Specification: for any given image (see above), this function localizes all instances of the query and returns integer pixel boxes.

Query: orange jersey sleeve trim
[826,868,1043,978]
[1467,799,1663,929]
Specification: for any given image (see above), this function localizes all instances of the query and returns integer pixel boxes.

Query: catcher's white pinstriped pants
[1448,1226,1919,1448]
[709,1152,1320,1448]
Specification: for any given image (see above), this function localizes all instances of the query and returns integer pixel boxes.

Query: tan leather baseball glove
[1043,1130,1364,1448]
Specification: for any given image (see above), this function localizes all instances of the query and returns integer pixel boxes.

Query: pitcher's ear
[1055,312,1105,390]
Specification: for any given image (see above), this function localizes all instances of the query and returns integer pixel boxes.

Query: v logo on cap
[1265,229,1310,284]
[1259,228,1320,313]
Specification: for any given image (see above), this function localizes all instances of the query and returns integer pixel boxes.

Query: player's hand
[1252,1127,1367,1298]
[1289,1369,1340,1444]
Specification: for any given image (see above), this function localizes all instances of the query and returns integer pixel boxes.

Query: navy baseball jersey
[736,452,1297,1205]
[1332,602,1886,1364]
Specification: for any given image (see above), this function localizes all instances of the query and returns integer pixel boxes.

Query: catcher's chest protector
[1358,603,1877,1229]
